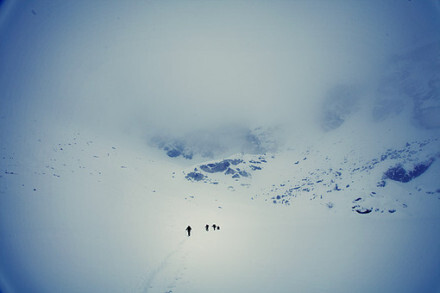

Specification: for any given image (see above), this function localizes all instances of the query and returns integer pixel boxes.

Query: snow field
[1,123,440,292]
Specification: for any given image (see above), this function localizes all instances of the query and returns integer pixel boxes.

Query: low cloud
[1,0,439,150]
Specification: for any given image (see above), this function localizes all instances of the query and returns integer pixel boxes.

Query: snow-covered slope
[1,111,440,292]
[180,113,440,215]
[1,1,440,292]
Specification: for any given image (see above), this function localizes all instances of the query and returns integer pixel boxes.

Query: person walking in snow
[212,224,217,231]
[205,224,209,231]
[186,225,192,237]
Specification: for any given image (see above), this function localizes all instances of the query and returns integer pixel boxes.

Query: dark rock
[183,152,193,159]
[411,159,435,177]
[385,165,408,182]
[225,168,236,175]
[354,207,372,214]
[232,174,240,179]
[384,158,435,182]
[250,165,262,171]
[167,149,181,158]
[200,161,230,173]
[226,159,243,165]
[377,180,386,187]
[238,169,250,177]
[153,137,194,159]
[185,172,206,181]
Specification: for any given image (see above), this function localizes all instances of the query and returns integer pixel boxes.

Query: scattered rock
[166,149,181,158]
[237,169,250,177]
[200,161,230,173]
[185,172,206,181]
[353,207,372,214]
[225,168,236,175]
[377,180,386,187]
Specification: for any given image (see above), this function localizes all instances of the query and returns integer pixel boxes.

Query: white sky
[0,0,439,137]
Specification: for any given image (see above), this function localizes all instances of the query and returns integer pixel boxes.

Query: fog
[0,1,438,136]
[1,0,439,146]
[1,2,440,292]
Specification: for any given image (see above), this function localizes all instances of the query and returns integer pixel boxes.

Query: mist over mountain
[149,125,282,162]
[374,42,440,129]
[2,0,439,143]
[1,1,440,292]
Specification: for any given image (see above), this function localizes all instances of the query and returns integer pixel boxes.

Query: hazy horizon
[1,0,439,146]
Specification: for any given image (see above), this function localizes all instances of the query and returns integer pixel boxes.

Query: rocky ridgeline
[182,138,439,214]
[269,139,439,214]
[184,156,267,184]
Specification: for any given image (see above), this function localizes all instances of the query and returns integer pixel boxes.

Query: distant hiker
[212,224,217,231]
[186,225,192,237]
[217,226,220,230]
[205,224,209,231]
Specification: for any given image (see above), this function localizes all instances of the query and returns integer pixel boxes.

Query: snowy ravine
[1,116,440,293]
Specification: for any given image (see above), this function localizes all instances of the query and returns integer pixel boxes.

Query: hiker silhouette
[205,224,209,231]
[186,225,192,237]
[212,224,217,231]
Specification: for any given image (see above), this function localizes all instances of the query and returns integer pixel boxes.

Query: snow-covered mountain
[1,101,440,293]
[1,1,440,292]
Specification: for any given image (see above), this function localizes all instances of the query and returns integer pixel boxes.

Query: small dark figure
[217,226,220,230]
[212,224,217,231]
[205,224,209,231]
[186,225,192,237]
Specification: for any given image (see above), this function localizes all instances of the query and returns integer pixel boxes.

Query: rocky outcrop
[384,158,435,183]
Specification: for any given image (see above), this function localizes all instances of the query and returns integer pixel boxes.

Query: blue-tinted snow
[1,1,440,292]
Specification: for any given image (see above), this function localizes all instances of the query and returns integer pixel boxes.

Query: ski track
[144,239,189,293]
